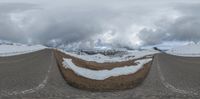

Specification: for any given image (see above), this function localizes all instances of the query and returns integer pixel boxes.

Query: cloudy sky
[0,0,200,49]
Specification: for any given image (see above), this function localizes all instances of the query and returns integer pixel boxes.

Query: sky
[0,0,200,49]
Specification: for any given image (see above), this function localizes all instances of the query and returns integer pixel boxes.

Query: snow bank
[0,45,47,57]
[167,44,200,57]
[59,49,158,63]
[62,58,152,80]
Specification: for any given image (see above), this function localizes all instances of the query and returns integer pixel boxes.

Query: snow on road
[167,44,200,57]
[62,58,152,80]
[0,45,47,57]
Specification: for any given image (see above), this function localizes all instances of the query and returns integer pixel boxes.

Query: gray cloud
[0,1,200,49]
[0,2,37,43]
[139,3,200,45]
[30,7,109,44]
[0,3,37,13]
[23,1,154,48]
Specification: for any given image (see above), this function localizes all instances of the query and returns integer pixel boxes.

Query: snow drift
[0,45,47,57]
[62,58,152,80]
[167,43,200,57]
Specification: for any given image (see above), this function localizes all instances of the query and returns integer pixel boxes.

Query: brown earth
[54,49,151,70]
[53,49,152,91]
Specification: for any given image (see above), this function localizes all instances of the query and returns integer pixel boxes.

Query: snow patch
[62,58,152,80]
[0,45,47,57]
[167,44,200,57]
[59,49,158,63]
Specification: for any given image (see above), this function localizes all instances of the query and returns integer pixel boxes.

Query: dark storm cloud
[139,3,200,45]
[0,0,200,49]
[31,7,112,44]
[0,2,37,43]
[0,0,156,48]
[25,2,153,47]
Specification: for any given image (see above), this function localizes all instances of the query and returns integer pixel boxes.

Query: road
[0,49,200,99]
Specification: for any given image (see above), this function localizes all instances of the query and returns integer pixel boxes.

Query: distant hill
[0,39,22,46]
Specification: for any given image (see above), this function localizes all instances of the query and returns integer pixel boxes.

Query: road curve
[0,49,200,99]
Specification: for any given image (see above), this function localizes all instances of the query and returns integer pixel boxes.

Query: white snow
[62,58,152,80]
[0,45,47,57]
[167,44,200,57]
[59,49,158,63]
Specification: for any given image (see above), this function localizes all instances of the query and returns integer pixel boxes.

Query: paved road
[0,49,200,99]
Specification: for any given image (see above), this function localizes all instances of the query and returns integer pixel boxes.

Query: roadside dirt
[53,49,152,91]
[54,49,151,70]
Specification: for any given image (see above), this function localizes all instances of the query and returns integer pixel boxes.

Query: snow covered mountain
[0,39,22,46]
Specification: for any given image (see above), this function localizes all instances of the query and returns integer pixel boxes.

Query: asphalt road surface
[0,49,200,99]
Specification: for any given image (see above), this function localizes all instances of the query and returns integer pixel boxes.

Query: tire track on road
[156,55,198,95]
[1,52,54,97]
